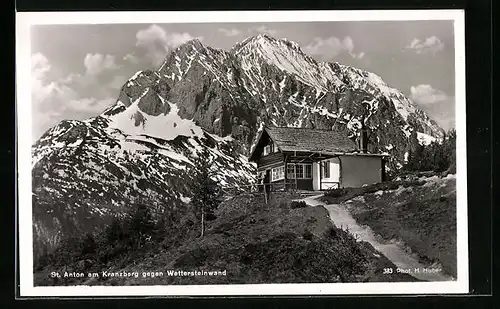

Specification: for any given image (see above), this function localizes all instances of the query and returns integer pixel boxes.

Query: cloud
[60,72,94,89]
[405,36,444,54]
[136,24,168,47]
[30,53,117,141]
[168,32,203,47]
[437,108,455,130]
[31,52,51,79]
[84,53,119,75]
[218,27,242,37]
[135,24,204,67]
[304,36,364,60]
[108,75,127,89]
[410,84,448,104]
[66,97,116,113]
[123,53,140,65]
[31,53,78,104]
[409,84,455,130]
[248,25,278,36]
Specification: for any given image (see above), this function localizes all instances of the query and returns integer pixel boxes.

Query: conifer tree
[105,218,123,244]
[129,204,155,247]
[188,147,223,238]
[403,128,456,173]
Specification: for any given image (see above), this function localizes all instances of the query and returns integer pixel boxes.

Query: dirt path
[299,195,453,282]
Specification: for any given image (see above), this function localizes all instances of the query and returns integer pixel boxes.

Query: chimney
[360,127,368,153]
[360,108,369,153]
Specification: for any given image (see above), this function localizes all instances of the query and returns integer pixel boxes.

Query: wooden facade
[252,135,324,191]
[257,152,284,172]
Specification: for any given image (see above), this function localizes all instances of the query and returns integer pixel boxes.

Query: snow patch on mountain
[106,94,203,141]
[417,132,438,146]
[127,70,144,87]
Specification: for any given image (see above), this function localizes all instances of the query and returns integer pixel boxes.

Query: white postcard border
[16,9,468,296]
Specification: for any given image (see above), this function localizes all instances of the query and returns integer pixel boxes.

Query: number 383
[383,268,393,274]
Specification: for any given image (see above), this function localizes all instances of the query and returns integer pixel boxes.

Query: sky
[30,20,456,141]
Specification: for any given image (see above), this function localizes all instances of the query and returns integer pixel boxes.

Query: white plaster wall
[313,158,341,190]
[340,155,382,188]
[320,157,341,190]
[312,162,320,190]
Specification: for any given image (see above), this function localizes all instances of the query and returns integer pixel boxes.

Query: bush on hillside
[324,187,348,198]
[302,230,314,240]
[234,230,368,283]
[129,204,156,248]
[290,201,308,209]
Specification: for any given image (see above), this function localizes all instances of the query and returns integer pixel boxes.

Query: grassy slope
[35,192,415,286]
[323,174,457,278]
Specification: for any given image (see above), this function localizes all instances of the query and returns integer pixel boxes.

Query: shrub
[325,187,347,198]
[302,230,314,241]
[324,226,338,238]
[205,212,217,221]
[278,201,289,209]
[80,233,97,256]
[306,216,317,224]
[320,226,368,281]
[129,204,155,237]
[105,218,124,244]
[290,201,308,209]
[173,247,209,268]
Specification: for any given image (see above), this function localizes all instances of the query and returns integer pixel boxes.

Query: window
[322,162,330,178]
[304,164,312,179]
[287,164,295,179]
[287,163,312,179]
[263,145,271,156]
[295,164,303,179]
[271,166,285,181]
[263,143,276,156]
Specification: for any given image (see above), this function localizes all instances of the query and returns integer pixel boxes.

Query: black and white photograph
[16,10,468,296]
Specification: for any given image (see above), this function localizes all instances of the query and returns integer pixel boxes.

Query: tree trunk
[200,207,205,238]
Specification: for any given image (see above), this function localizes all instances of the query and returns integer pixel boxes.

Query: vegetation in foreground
[322,174,457,278]
[34,191,416,286]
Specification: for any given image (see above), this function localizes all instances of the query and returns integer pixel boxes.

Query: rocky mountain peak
[174,38,206,55]
[232,33,305,57]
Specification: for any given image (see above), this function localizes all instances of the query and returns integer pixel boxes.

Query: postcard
[16,9,468,297]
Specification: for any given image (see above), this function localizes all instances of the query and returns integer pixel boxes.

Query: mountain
[32,34,444,254]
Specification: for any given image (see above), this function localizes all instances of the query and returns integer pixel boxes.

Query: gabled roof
[266,126,358,153]
[248,126,361,161]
